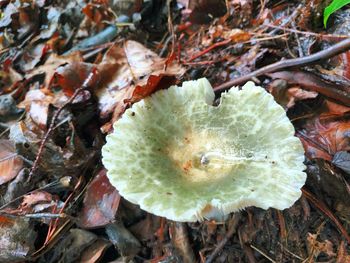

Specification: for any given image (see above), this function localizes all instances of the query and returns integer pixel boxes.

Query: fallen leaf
[39,228,97,263]
[2,191,57,216]
[183,0,227,24]
[336,241,350,263]
[18,89,54,128]
[332,151,350,174]
[39,7,61,39]
[26,52,83,88]
[0,3,18,28]
[306,232,336,258]
[82,2,114,26]
[20,191,55,213]
[0,94,24,122]
[19,43,47,72]
[79,169,121,228]
[95,40,185,132]
[320,100,350,118]
[0,67,23,94]
[299,120,350,161]
[0,216,37,262]
[15,4,40,40]
[202,25,250,46]
[80,238,111,263]
[268,79,318,109]
[267,71,350,106]
[53,62,99,96]
[0,140,23,185]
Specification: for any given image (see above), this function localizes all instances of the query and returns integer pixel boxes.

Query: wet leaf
[0,140,23,185]
[79,169,121,228]
[268,79,318,109]
[299,120,350,161]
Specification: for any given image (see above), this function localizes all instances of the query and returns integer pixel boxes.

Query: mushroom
[102,78,306,222]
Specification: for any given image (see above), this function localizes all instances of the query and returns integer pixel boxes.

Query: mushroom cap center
[167,130,256,182]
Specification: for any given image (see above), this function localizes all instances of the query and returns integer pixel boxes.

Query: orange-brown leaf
[0,140,23,185]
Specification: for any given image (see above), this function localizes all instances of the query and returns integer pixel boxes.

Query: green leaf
[324,0,350,27]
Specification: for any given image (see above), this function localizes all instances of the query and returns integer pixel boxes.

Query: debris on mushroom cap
[102,78,306,222]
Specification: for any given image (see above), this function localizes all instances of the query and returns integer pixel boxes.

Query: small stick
[265,24,349,40]
[250,244,276,263]
[28,68,97,178]
[205,214,241,263]
[214,38,350,93]
[188,39,231,62]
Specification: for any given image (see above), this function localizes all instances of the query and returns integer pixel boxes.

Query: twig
[250,244,276,263]
[276,210,287,241]
[268,4,303,35]
[188,39,231,62]
[214,38,350,92]
[28,69,97,178]
[302,188,350,244]
[265,24,349,40]
[205,214,241,263]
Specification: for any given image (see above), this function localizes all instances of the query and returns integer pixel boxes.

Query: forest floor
[0,0,349,262]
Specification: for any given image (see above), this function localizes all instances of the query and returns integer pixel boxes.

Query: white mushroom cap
[102,78,306,222]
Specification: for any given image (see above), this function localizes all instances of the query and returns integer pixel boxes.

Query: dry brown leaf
[18,89,54,129]
[0,140,23,185]
[95,40,185,132]
[26,52,83,88]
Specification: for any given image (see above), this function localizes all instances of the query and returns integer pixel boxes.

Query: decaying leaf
[96,40,185,132]
[38,228,97,263]
[332,151,350,174]
[202,25,251,46]
[299,119,350,161]
[3,191,57,215]
[79,238,111,263]
[79,169,121,228]
[0,216,37,262]
[0,140,23,185]
[306,232,336,259]
[18,89,54,128]
[26,52,83,88]
[268,79,318,109]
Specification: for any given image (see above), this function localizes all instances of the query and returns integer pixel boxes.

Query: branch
[214,38,350,93]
